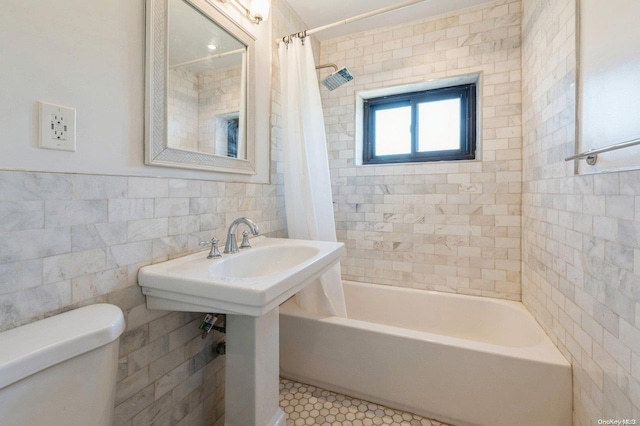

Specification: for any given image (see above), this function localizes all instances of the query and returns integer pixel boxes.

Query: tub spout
[224,217,260,254]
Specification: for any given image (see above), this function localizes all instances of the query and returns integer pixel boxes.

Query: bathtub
[279,280,572,426]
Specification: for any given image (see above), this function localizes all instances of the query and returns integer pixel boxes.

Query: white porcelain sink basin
[138,236,344,316]
[208,245,322,279]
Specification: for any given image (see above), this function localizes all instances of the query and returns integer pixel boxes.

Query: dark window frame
[362,83,477,165]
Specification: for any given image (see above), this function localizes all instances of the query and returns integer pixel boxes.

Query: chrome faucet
[199,237,222,259]
[224,217,260,254]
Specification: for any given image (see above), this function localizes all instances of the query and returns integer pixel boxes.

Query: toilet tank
[0,304,125,426]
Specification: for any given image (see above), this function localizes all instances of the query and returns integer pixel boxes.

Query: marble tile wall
[0,171,285,425]
[320,0,523,300]
[167,64,243,155]
[168,69,199,151]
[521,0,640,422]
[199,65,243,154]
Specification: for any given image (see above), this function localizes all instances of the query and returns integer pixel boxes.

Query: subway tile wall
[168,69,199,151]
[320,0,523,300]
[521,0,640,423]
[0,171,285,425]
[198,65,243,154]
[168,65,243,155]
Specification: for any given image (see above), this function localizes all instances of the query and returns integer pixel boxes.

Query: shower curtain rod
[277,0,428,42]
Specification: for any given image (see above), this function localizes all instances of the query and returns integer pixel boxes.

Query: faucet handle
[239,231,251,249]
[199,237,219,245]
[199,237,222,259]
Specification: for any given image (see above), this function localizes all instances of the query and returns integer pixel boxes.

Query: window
[362,83,477,165]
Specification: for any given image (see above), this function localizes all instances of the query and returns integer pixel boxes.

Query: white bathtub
[280,280,572,426]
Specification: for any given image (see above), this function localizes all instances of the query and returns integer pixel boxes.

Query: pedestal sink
[138,236,344,426]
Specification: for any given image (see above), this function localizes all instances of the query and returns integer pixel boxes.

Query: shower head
[320,67,354,91]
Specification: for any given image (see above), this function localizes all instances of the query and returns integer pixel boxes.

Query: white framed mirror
[145,0,268,178]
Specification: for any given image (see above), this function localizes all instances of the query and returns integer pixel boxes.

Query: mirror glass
[145,0,264,177]
[167,0,246,159]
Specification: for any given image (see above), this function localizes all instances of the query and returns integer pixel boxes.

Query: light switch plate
[39,101,76,152]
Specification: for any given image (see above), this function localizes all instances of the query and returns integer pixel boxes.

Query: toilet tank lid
[0,304,125,390]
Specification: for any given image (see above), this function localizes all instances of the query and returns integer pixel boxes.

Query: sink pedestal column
[225,307,286,426]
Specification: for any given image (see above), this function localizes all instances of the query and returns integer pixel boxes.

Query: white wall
[1,1,145,174]
[0,0,269,182]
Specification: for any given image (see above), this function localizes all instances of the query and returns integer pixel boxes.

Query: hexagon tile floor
[279,378,453,426]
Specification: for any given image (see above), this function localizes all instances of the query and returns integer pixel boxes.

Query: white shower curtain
[278,38,347,317]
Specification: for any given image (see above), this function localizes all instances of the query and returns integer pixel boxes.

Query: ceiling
[284,0,495,41]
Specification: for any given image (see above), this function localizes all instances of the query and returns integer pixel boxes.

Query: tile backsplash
[0,170,285,424]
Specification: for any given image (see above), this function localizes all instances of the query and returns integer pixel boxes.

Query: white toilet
[0,304,125,426]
